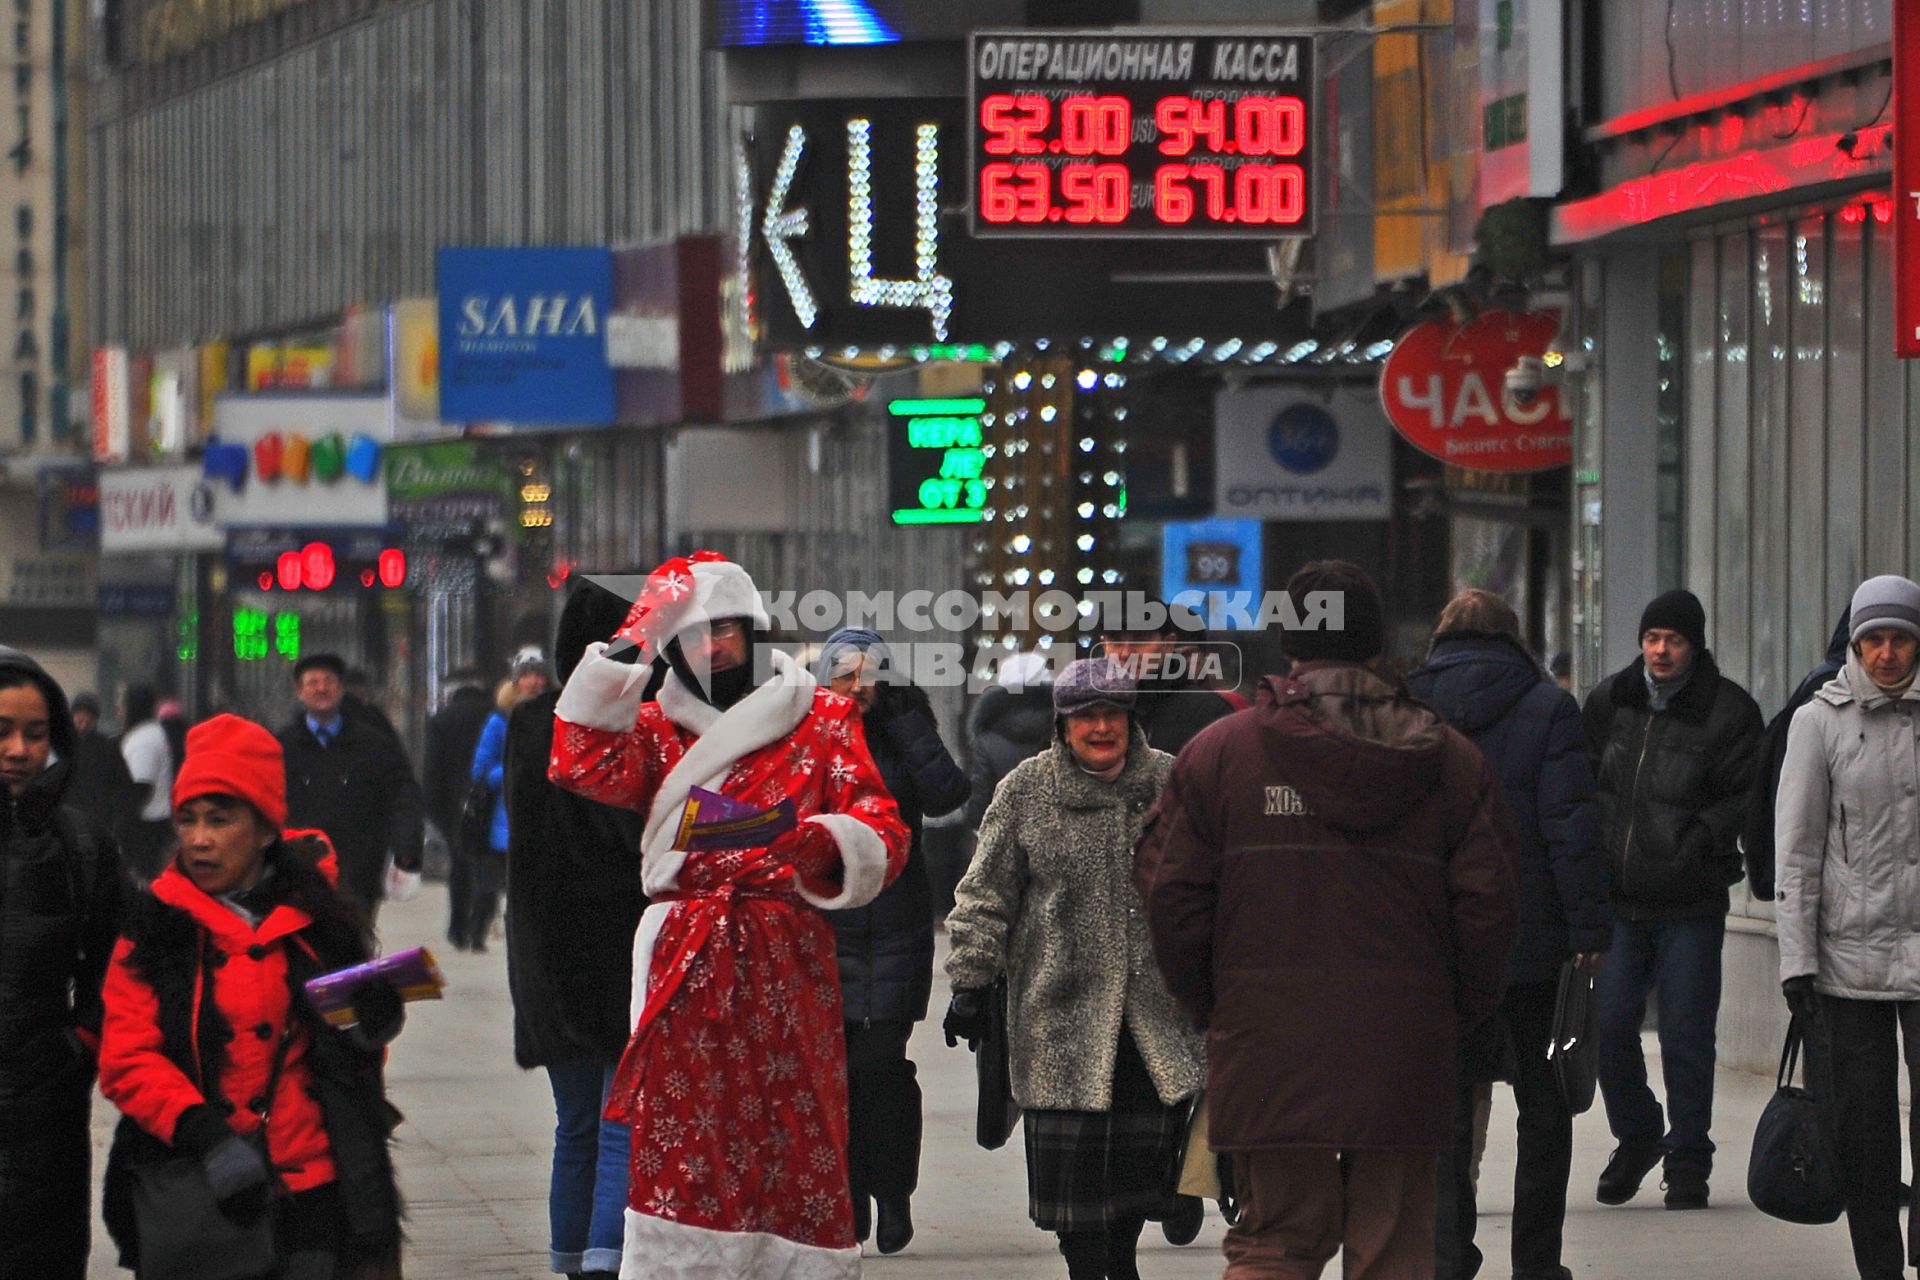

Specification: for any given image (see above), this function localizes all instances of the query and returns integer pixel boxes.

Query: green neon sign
[888,397,987,527]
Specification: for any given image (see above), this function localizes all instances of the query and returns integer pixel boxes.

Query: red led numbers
[979,94,1050,155]
[1156,96,1304,157]
[1060,164,1130,224]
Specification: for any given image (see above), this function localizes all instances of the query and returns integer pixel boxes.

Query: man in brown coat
[1137,561,1518,1280]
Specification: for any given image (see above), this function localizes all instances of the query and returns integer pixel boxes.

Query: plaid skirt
[1022,1029,1193,1232]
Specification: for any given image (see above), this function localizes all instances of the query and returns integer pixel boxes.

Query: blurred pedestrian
[278,653,426,926]
[342,667,405,752]
[1138,561,1517,1280]
[815,628,969,1254]
[423,666,493,949]
[119,683,175,882]
[1776,575,1920,1280]
[155,697,189,785]
[466,649,554,952]
[549,551,908,1277]
[1098,596,1238,758]
[505,582,648,1280]
[99,713,406,1278]
[1549,652,1573,692]
[946,657,1204,1280]
[67,689,139,847]
[1583,589,1761,1209]
[1407,588,1612,1280]
[0,648,125,1280]
[963,651,1053,833]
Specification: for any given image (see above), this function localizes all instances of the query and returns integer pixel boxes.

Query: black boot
[1105,1215,1145,1280]
[1161,1194,1204,1245]
[875,1196,914,1255]
[1596,1140,1662,1205]
[1058,1229,1106,1280]
[852,1192,871,1244]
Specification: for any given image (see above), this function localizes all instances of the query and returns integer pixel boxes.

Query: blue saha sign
[437,247,616,426]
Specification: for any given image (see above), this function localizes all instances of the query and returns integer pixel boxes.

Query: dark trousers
[446,839,475,946]
[467,852,505,948]
[1059,1215,1144,1280]
[843,1019,921,1201]
[1594,916,1724,1176]
[0,1091,91,1280]
[1436,980,1573,1280]
[1818,995,1920,1280]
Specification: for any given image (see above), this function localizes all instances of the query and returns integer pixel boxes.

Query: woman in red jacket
[98,713,407,1279]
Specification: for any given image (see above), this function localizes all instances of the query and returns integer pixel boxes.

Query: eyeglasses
[708,619,749,641]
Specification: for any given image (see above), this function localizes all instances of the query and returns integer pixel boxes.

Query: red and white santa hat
[615,551,771,660]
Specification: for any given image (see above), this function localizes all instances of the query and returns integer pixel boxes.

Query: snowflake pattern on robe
[550,679,907,1253]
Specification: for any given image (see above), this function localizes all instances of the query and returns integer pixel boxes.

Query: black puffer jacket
[1582,650,1763,922]
[505,580,648,1067]
[1407,633,1611,983]
[830,688,969,1024]
[1133,680,1238,757]
[0,646,124,1278]
[1743,607,1851,900]
[963,683,1053,831]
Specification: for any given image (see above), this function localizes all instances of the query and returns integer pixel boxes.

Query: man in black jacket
[1098,597,1238,756]
[1581,590,1761,1211]
[422,667,494,949]
[65,692,138,848]
[277,653,426,925]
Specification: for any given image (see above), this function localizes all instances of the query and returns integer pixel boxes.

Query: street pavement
[85,882,1867,1278]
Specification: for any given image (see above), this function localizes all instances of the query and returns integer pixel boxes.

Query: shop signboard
[1378,309,1571,472]
[1161,517,1262,629]
[38,466,98,551]
[92,347,130,464]
[969,31,1317,238]
[100,465,222,553]
[1897,2,1920,358]
[886,396,986,526]
[227,528,408,593]
[436,247,616,425]
[207,393,391,528]
[1214,384,1391,521]
[747,97,1306,347]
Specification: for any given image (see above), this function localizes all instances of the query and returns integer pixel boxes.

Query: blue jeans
[545,1062,630,1274]
[1594,916,1725,1177]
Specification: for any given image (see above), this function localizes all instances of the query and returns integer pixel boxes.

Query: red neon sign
[1896,5,1920,357]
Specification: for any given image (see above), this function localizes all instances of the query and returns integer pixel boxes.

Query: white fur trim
[629,900,677,1030]
[639,651,816,896]
[620,1209,858,1280]
[662,560,773,649]
[792,813,890,911]
[554,642,652,732]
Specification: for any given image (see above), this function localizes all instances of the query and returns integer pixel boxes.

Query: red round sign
[1378,309,1572,473]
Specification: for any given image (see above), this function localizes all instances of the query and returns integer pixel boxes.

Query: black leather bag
[457,776,494,856]
[1547,959,1599,1114]
[975,976,1022,1150]
[1748,1015,1845,1225]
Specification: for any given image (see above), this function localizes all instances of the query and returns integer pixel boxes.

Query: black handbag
[1547,959,1599,1115]
[1748,1014,1845,1225]
[457,776,494,855]
[130,973,293,1280]
[975,975,1022,1150]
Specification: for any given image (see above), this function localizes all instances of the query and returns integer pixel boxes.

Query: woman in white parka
[1776,573,1920,1280]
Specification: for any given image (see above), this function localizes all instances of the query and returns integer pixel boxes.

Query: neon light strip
[887,398,987,416]
[891,509,984,525]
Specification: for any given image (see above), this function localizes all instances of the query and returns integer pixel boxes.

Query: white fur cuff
[555,642,652,732]
[621,1209,858,1280]
[794,814,891,911]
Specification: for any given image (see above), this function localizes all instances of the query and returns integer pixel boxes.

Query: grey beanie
[1849,575,1920,644]
[1052,657,1137,718]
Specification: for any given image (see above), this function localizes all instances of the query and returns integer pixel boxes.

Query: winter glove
[202,1133,272,1217]
[1782,976,1820,1023]
[346,979,406,1051]
[943,986,991,1051]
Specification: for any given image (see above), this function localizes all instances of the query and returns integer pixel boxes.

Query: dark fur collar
[1607,649,1724,723]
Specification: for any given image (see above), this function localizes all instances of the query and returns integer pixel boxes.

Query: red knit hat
[171,713,288,829]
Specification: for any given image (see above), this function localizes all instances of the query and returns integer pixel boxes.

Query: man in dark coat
[816,628,969,1254]
[1742,605,1850,900]
[0,647,125,1279]
[277,652,425,924]
[1138,561,1517,1280]
[1406,589,1612,1280]
[963,653,1053,832]
[423,667,494,949]
[1099,597,1238,756]
[65,691,138,848]
[503,582,648,1279]
[1582,589,1762,1210]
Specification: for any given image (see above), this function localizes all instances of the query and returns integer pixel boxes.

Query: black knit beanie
[1282,560,1386,664]
[1638,589,1707,652]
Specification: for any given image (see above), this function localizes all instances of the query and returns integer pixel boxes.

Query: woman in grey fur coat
[944,657,1206,1280]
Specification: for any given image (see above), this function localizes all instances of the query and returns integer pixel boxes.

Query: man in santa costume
[549,551,909,1279]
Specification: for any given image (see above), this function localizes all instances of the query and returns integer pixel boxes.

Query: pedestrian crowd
[3,553,1917,1280]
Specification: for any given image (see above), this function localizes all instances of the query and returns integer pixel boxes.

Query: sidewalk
[87,883,1861,1277]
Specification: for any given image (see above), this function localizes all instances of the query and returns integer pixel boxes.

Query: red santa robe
[550,644,908,1279]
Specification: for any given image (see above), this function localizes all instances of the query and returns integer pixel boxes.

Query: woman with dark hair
[99,713,407,1279]
[0,647,125,1279]
[813,628,969,1254]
